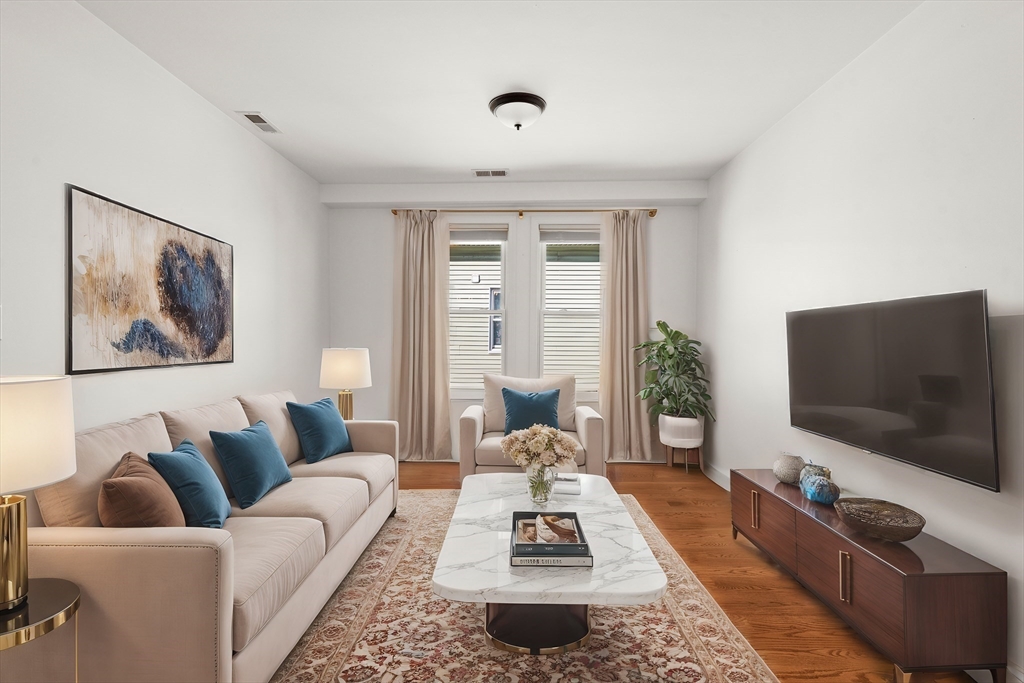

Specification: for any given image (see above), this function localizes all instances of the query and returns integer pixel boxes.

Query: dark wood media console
[730,469,1007,683]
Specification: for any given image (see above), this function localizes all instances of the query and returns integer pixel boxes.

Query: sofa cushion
[483,374,576,433]
[227,477,368,550]
[98,453,186,528]
[223,516,325,651]
[35,413,173,527]
[288,453,396,502]
[210,421,292,509]
[286,398,354,463]
[236,391,302,465]
[149,440,232,529]
[475,430,586,467]
[502,387,560,434]
[161,399,250,497]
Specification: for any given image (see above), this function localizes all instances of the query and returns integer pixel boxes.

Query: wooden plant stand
[665,444,702,472]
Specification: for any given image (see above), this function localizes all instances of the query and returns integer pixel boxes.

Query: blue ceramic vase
[799,463,832,484]
[801,475,841,505]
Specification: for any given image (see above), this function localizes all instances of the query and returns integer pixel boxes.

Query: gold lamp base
[0,495,29,613]
[337,390,354,421]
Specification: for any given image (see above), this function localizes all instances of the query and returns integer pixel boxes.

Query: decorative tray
[834,497,926,542]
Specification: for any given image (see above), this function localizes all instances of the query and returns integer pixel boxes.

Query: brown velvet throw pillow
[98,452,186,528]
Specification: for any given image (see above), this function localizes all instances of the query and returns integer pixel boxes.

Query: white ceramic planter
[658,414,704,449]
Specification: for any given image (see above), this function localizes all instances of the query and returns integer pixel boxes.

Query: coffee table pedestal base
[484,603,590,655]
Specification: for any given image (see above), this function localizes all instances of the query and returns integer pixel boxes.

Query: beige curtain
[391,210,451,460]
[599,209,652,461]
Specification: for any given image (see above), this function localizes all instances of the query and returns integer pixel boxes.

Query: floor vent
[237,112,280,133]
[473,169,508,177]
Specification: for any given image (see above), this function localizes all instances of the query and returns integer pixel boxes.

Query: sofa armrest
[575,406,606,477]
[346,420,399,459]
[459,404,485,482]
[345,420,399,509]
[6,526,234,683]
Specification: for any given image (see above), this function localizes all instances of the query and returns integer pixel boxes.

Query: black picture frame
[67,184,234,376]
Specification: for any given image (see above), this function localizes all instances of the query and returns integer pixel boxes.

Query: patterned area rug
[273,490,778,683]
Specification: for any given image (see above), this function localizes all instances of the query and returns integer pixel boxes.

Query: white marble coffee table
[432,473,667,654]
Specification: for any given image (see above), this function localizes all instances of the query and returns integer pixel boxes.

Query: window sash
[541,242,600,392]
[449,240,505,390]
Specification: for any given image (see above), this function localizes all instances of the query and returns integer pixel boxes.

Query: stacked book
[552,472,581,495]
[509,511,593,567]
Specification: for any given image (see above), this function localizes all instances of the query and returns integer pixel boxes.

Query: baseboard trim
[968,664,1023,683]
[702,463,730,491]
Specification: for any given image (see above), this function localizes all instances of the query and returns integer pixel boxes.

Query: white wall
[327,208,396,420]
[0,1,330,430]
[328,204,698,459]
[696,2,1023,680]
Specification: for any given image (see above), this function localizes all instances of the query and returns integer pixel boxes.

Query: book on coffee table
[509,511,594,567]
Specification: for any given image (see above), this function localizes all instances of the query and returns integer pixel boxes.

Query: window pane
[450,313,502,390]
[543,313,599,391]
[450,242,502,390]
[544,244,600,312]
[543,243,600,391]
[450,244,501,310]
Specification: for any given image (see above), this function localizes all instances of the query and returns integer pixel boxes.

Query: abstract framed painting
[67,185,233,374]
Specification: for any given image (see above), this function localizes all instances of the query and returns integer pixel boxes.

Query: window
[446,215,602,398]
[542,242,600,392]
[449,242,503,390]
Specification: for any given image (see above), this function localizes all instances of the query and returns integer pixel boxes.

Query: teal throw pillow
[502,387,560,435]
[286,398,354,464]
[148,440,231,528]
[210,421,292,509]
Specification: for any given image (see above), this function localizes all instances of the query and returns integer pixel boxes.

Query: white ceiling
[81,1,921,184]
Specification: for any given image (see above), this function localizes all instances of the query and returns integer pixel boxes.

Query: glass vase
[526,463,555,504]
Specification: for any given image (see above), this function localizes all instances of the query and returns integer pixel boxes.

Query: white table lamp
[0,376,77,613]
[319,348,372,420]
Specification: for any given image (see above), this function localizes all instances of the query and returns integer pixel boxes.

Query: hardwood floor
[398,461,973,683]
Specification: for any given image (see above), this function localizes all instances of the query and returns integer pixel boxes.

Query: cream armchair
[459,374,605,481]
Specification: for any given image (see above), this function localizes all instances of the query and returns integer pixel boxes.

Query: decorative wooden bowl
[833,498,926,543]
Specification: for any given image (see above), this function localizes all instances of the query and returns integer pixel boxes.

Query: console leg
[991,668,1005,683]
[731,526,738,540]
[893,664,912,683]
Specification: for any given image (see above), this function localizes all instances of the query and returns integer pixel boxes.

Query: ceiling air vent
[237,111,280,133]
[473,169,508,178]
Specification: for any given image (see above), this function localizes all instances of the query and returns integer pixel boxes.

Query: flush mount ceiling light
[488,92,546,130]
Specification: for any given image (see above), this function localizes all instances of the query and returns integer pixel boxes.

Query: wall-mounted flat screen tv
[786,290,999,491]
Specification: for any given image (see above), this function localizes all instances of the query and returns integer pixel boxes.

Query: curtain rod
[390,208,658,218]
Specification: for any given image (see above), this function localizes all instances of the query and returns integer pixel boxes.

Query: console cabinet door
[731,474,797,572]
[795,514,845,610]
[796,515,906,662]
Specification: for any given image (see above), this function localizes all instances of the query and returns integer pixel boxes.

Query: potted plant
[635,320,714,450]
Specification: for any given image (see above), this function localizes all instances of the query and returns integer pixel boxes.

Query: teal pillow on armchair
[502,387,560,435]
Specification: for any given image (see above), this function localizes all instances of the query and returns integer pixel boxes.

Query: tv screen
[786,290,999,491]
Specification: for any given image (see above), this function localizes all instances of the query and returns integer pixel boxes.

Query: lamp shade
[0,376,77,494]
[319,349,372,390]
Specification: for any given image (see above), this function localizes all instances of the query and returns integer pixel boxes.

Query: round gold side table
[0,578,80,681]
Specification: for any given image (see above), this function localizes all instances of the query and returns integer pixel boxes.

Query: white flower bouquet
[500,424,577,502]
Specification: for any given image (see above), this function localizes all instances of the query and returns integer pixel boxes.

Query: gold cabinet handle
[839,551,851,603]
[750,490,760,529]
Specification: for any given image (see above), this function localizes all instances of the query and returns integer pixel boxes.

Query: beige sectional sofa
[14,390,398,683]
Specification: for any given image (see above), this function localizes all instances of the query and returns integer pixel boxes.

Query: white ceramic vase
[658,414,704,449]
